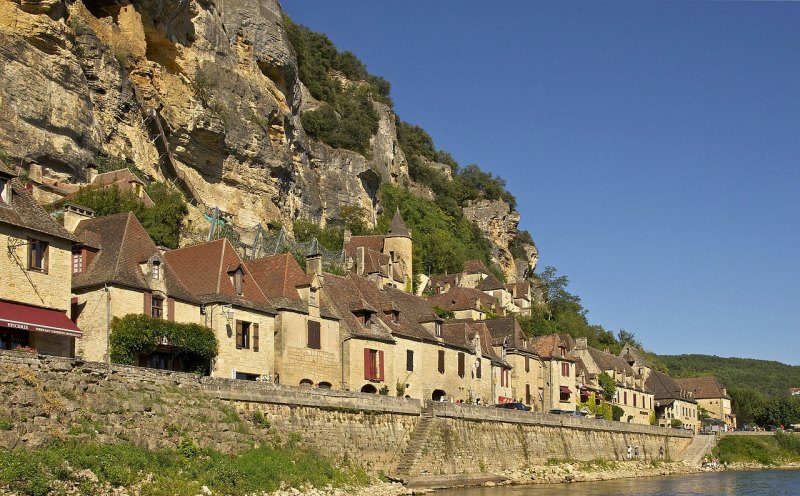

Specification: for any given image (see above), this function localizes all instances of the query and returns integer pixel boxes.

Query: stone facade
[203,303,274,380]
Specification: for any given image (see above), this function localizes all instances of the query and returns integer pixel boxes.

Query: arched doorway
[361,384,378,394]
[432,389,446,402]
[318,381,332,389]
[299,379,314,387]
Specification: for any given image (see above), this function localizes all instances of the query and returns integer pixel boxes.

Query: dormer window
[435,321,442,338]
[230,267,244,295]
[72,250,84,274]
[386,310,400,324]
[0,178,8,204]
[151,260,161,280]
[309,287,317,307]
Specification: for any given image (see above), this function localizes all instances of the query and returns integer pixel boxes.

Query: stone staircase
[393,410,436,479]
[679,434,718,466]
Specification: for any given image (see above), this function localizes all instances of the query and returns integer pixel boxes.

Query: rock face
[462,199,537,281]
[0,0,409,228]
[0,0,534,267]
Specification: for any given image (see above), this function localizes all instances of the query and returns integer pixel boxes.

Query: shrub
[109,314,218,374]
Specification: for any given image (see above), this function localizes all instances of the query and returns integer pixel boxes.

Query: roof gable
[0,177,78,242]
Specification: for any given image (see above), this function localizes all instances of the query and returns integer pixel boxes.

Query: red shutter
[378,350,384,381]
[236,320,243,349]
[364,348,372,380]
[253,323,259,352]
[144,292,152,316]
[438,350,445,374]
[167,298,175,322]
[458,353,465,378]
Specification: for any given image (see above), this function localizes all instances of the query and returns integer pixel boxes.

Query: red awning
[560,386,571,394]
[0,301,82,338]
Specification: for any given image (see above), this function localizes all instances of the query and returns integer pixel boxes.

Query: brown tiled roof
[586,347,636,376]
[476,273,504,291]
[245,253,307,313]
[386,209,411,238]
[0,177,78,243]
[441,320,506,365]
[463,259,489,275]
[619,343,652,368]
[164,238,273,313]
[646,370,697,404]
[484,316,534,353]
[529,334,575,361]
[428,273,460,291]
[426,286,497,313]
[72,213,197,303]
[505,282,531,299]
[374,285,439,342]
[321,274,394,343]
[674,376,731,400]
[343,235,384,258]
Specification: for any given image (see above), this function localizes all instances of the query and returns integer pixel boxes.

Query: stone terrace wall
[409,402,693,476]
[0,352,694,476]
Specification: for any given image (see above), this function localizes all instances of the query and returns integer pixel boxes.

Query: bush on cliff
[109,314,217,374]
[713,433,800,466]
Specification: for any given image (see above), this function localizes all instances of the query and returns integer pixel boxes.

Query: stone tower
[383,209,413,291]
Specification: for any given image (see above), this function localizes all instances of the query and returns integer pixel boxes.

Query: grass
[0,439,369,496]
[715,432,800,466]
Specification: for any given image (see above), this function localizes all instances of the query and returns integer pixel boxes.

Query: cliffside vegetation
[284,16,535,268]
[714,431,800,465]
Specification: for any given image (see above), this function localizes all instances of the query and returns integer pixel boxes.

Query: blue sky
[282,2,800,365]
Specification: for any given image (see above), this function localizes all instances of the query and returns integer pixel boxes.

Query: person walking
[634,446,640,459]
[627,445,632,460]
[659,446,664,459]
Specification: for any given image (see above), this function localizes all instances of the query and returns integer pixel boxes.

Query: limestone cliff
[0,0,534,276]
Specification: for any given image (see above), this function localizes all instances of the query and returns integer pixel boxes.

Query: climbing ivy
[109,314,218,374]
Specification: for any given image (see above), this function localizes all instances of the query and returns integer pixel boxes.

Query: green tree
[755,397,800,428]
[730,387,767,426]
[598,372,617,400]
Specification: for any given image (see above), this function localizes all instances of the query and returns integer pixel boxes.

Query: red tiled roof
[246,253,309,313]
[674,376,731,400]
[0,175,78,243]
[463,259,490,275]
[343,235,384,258]
[164,238,272,308]
[426,286,497,312]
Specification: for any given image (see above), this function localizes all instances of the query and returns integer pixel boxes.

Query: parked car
[549,409,585,416]
[496,402,531,411]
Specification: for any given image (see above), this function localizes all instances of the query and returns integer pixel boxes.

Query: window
[406,349,414,372]
[0,178,7,204]
[151,296,163,319]
[435,321,442,337]
[526,384,532,405]
[624,391,628,405]
[476,358,482,379]
[559,386,571,402]
[72,251,83,274]
[561,362,569,377]
[634,393,637,408]
[309,288,316,306]
[458,352,465,378]
[525,356,530,373]
[151,260,160,280]
[27,239,48,272]
[236,320,253,349]
[364,348,384,381]
[438,350,445,374]
[307,320,321,349]
[230,268,243,295]
[390,311,400,324]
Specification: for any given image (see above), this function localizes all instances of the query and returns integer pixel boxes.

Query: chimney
[356,246,365,275]
[576,337,588,351]
[306,252,322,276]
[63,204,95,232]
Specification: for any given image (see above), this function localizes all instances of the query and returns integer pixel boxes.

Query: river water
[436,470,800,496]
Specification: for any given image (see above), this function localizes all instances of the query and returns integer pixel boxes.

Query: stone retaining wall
[0,351,695,475]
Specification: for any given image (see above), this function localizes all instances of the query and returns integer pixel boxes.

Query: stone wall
[0,352,694,477]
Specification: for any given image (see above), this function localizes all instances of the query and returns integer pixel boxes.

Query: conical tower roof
[387,208,411,238]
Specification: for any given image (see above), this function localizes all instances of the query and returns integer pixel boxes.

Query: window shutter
[253,323,259,352]
[500,369,505,387]
[378,350,384,381]
[406,350,413,372]
[167,298,175,322]
[526,384,531,404]
[144,292,152,315]
[438,350,445,374]
[525,356,530,373]
[364,348,372,380]
[236,320,243,349]
[458,353,465,378]
[476,359,482,379]
[307,320,321,349]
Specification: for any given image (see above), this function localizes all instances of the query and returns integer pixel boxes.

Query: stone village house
[0,161,82,356]
[343,209,413,292]
[529,334,577,413]
[164,238,276,380]
[675,376,736,431]
[484,316,544,410]
[69,210,200,365]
